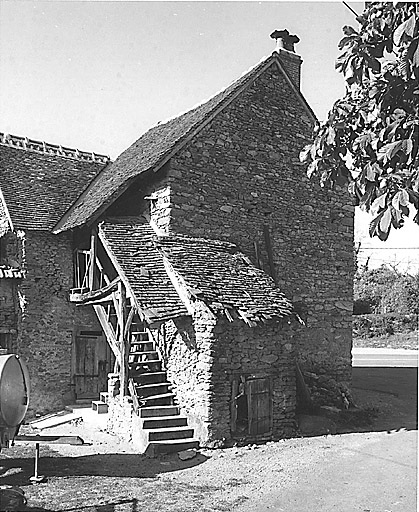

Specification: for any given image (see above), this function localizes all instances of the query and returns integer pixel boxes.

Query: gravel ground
[0,367,416,512]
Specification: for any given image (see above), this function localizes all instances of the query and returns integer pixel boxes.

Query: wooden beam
[15,435,85,445]
[69,277,120,304]
[124,305,135,339]
[263,224,277,285]
[89,226,97,290]
[93,304,121,364]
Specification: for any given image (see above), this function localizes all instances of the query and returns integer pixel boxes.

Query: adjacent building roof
[54,51,316,234]
[0,135,108,230]
[99,218,293,325]
[99,219,189,323]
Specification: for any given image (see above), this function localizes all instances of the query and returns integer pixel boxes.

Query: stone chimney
[270,29,302,89]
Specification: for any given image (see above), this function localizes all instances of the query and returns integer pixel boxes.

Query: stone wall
[165,61,353,381]
[209,316,296,442]
[153,303,215,442]
[15,230,101,416]
[155,301,296,444]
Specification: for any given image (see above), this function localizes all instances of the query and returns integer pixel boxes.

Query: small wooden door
[231,376,273,436]
[247,377,273,436]
[74,332,112,399]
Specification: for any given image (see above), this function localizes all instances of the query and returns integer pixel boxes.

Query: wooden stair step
[140,393,175,406]
[129,351,158,359]
[145,439,199,457]
[147,426,194,441]
[139,405,180,417]
[135,383,171,397]
[129,360,162,371]
[130,371,167,384]
[141,416,188,429]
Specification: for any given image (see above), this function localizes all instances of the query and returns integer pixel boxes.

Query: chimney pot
[270,29,302,89]
[270,29,300,53]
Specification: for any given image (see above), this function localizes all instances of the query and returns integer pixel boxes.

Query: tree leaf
[299,144,312,163]
[394,14,417,46]
[378,208,392,240]
[342,25,358,36]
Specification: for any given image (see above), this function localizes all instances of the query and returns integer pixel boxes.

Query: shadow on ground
[21,498,139,512]
[0,449,208,488]
[297,367,417,438]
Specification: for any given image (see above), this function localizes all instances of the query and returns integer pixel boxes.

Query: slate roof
[99,218,293,326]
[99,219,188,323]
[155,235,293,325]
[54,51,312,234]
[0,142,107,230]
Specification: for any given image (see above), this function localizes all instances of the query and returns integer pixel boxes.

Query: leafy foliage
[354,265,419,315]
[301,3,419,240]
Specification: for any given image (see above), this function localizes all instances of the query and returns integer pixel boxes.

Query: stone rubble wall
[13,230,101,416]
[166,62,353,381]
[155,301,296,443]
[153,303,215,442]
[209,317,297,442]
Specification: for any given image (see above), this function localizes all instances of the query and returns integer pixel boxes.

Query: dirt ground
[0,368,417,512]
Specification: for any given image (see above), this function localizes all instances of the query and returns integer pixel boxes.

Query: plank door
[74,332,112,399]
[247,377,273,436]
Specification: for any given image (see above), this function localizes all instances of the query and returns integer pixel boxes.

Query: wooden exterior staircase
[127,323,198,456]
[70,236,198,455]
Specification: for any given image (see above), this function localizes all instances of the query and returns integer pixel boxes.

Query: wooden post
[89,227,97,291]
[118,281,127,396]
[263,224,277,285]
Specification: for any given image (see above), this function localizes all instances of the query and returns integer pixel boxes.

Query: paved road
[352,347,418,367]
[236,367,418,512]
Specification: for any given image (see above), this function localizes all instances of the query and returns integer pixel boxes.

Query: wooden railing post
[118,281,127,396]
[89,227,97,291]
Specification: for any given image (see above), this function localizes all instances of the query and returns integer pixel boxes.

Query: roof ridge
[0,132,110,165]
[152,53,272,131]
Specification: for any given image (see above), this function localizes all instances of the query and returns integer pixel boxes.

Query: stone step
[141,392,175,407]
[141,415,188,429]
[139,405,180,417]
[130,371,167,384]
[99,392,109,404]
[91,400,108,414]
[145,438,199,457]
[147,426,194,442]
[135,382,171,398]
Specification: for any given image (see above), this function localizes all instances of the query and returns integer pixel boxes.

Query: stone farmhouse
[0,32,354,452]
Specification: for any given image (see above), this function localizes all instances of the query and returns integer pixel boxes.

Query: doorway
[231,375,273,437]
[73,330,114,400]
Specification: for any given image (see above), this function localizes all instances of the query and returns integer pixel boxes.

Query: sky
[0,1,418,273]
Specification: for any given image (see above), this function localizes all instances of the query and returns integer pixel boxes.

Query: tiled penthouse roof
[155,235,293,325]
[99,219,188,323]
[100,219,292,326]
[54,53,295,233]
[0,266,26,279]
[0,140,107,230]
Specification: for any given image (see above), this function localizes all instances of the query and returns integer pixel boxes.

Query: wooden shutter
[247,377,272,436]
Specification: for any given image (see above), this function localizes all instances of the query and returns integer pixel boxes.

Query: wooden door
[247,377,272,436]
[74,332,112,399]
